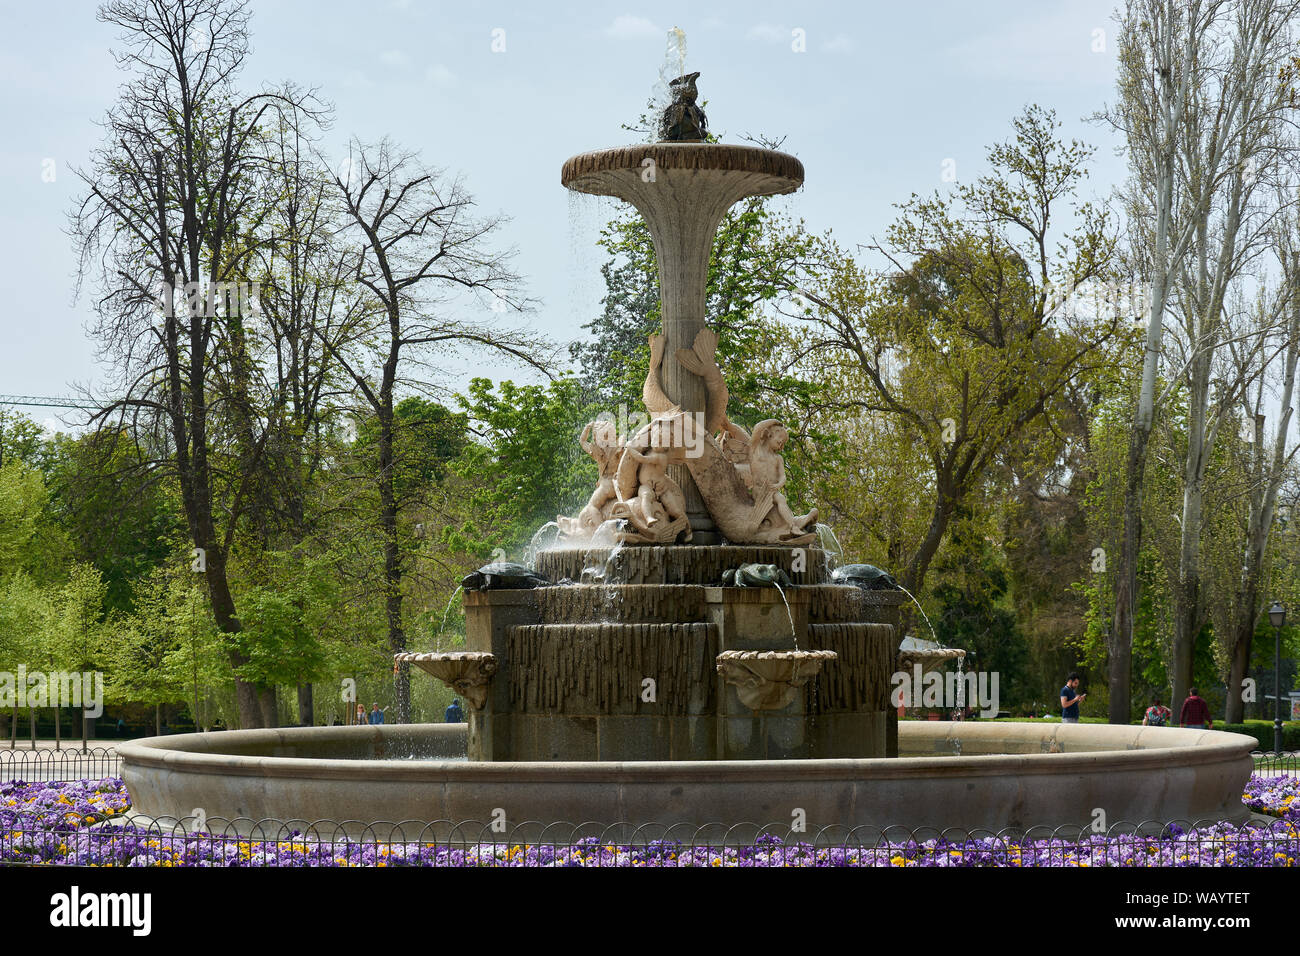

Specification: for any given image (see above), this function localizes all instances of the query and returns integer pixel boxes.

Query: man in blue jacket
[1060,673,1086,723]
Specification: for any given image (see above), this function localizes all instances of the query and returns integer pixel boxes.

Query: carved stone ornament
[715,650,837,710]
[395,652,498,709]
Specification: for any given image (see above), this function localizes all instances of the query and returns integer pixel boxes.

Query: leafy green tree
[45,431,184,614]
[450,377,595,556]
[0,410,49,472]
[781,105,1121,597]
[930,509,1031,711]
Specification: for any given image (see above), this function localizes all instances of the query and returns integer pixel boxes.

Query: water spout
[435,585,465,651]
[771,580,799,651]
[525,521,561,566]
[815,524,844,573]
[894,582,939,645]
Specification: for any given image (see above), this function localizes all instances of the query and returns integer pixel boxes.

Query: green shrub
[1216,721,1300,752]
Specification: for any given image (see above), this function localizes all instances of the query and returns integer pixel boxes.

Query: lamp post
[1268,601,1286,754]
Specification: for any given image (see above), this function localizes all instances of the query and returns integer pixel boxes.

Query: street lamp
[1268,601,1286,755]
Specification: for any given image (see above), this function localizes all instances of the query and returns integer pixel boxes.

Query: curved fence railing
[2,746,1294,782]
[0,814,1296,867]
[2,747,1296,866]
[0,747,122,782]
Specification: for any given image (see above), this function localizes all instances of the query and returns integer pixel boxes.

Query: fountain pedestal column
[562,144,804,542]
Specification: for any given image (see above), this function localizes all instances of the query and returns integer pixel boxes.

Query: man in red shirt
[1179,688,1213,729]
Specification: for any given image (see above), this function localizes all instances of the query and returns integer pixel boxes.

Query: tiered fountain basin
[118,721,1257,839]
[446,545,903,762]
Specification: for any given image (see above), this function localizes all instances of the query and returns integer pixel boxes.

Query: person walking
[1179,688,1213,729]
[1142,696,1173,726]
[1060,673,1086,723]
[444,698,464,723]
[368,703,386,725]
[355,703,366,726]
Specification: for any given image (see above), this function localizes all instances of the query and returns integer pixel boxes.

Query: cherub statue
[624,444,689,535]
[746,420,817,535]
[557,420,624,537]
[615,423,692,543]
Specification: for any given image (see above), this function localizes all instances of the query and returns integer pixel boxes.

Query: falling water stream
[434,585,465,651]
[579,519,627,619]
[771,581,799,651]
[525,521,560,567]
[814,524,844,573]
[893,582,939,645]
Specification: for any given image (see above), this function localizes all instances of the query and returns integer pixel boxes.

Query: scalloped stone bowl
[715,650,837,710]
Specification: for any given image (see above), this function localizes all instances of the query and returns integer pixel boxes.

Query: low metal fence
[2,747,1296,867]
[1252,751,1298,774]
[3,746,1294,783]
[0,747,122,782]
[0,815,1296,867]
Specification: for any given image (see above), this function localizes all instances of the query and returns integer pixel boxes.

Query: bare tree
[1096,0,1290,722]
[70,0,321,728]
[326,138,554,722]
[242,116,365,726]
[1217,241,1300,721]
[1162,0,1300,709]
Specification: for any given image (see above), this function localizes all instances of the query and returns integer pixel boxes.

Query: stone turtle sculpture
[461,562,549,591]
[830,563,899,590]
[721,563,794,588]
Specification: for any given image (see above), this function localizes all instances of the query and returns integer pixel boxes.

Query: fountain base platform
[457,545,903,761]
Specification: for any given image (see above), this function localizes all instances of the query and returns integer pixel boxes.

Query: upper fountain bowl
[561,144,803,204]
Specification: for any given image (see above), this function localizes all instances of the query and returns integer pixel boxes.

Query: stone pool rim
[118,722,1258,836]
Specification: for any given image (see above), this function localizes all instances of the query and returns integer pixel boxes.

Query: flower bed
[1242,774,1299,823]
[1,775,1296,867]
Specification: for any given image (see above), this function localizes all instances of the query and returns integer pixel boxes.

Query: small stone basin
[395,652,498,709]
[715,650,837,710]
[898,647,966,676]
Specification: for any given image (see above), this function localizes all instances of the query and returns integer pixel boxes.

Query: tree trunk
[154,703,161,736]
[258,687,279,728]
[201,544,270,728]
[1109,419,1150,724]
[1225,610,1255,724]
[297,683,314,726]
[902,477,955,598]
[379,392,409,724]
[1171,478,1203,710]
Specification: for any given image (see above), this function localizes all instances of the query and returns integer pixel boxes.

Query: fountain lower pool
[119,721,1255,839]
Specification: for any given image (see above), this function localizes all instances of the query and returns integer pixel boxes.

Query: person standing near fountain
[1060,673,1086,723]
[444,698,464,723]
[1179,688,1213,730]
[1142,696,1173,727]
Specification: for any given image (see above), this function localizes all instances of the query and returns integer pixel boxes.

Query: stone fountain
[399,74,903,762]
[117,72,1258,839]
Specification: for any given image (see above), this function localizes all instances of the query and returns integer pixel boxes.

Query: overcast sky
[0,0,1125,427]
